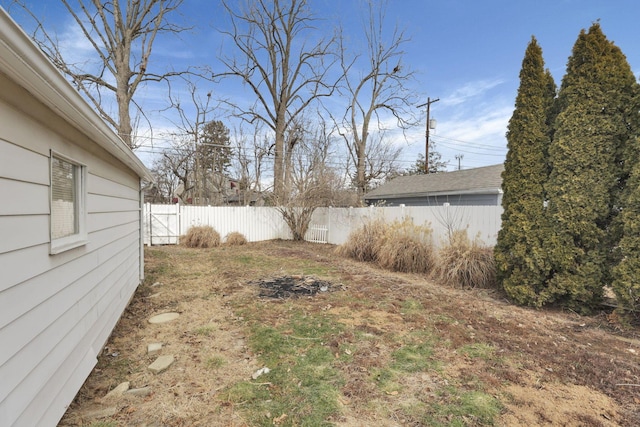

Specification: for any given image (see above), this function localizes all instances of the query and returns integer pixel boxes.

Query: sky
[4,0,640,172]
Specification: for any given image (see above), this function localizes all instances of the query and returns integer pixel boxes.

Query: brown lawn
[59,241,640,426]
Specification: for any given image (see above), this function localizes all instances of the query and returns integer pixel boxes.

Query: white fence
[143,204,503,247]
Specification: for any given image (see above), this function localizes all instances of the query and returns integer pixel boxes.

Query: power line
[433,141,506,157]
[432,134,507,150]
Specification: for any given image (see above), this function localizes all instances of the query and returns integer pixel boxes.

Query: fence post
[148,203,153,246]
[176,201,181,245]
[328,206,332,244]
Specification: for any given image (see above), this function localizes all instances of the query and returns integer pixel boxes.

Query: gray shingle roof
[365,164,504,200]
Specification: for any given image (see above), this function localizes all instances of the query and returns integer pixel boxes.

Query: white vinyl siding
[1,12,150,425]
[0,98,143,425]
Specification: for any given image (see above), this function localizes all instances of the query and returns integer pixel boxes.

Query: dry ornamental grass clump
[225,231,247,246]
[183,225,221,248]
[338,218,435,274]
[432,229,496,289]
[336,218,387,262]
[376,219,435,274]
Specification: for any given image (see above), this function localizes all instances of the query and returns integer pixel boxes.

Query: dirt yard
[59,241,640,426]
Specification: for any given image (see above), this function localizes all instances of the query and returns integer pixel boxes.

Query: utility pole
[455,154,464,170]
[417,97,440,173]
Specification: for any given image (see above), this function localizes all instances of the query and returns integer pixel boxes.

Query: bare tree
[274,117,345,240]
[149,150,186,202]
[155,126,233,206]
[157,78,233,205]
[335,0,419,197]
[165,78,211,203]
[358,130,403,190]
[11,0,189,148]
[230,123,271,205]
[153,137,195,203]
[218,0,339,198]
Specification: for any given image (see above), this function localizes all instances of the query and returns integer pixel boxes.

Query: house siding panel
[370,193,499,207]
[0,214,49,254]
[88,210,139,233]
[0,139,49,184]
[88,193,140,214]
[29,345,96,427]
[88,173,140,200]
[0,59,145,427]
[0,220,139,293]
[0,232,139,373]
[0,178,49,216]
[3,246,139,425]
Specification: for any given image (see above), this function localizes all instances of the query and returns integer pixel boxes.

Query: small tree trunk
[116,81,133,148]
[274,119,286,199]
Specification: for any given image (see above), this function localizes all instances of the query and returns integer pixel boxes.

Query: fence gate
[305,224,328,244]
[145,203,180,245]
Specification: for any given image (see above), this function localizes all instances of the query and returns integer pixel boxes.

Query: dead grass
[338,218,435,274]
[431,229,497,289]
[225,231,247,246]
[58,241,639,426]
[376,219,435,274]
[182,225,220,248]
[336,218,386,262]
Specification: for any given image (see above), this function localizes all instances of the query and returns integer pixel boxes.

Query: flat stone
[148,355,175,374]
[126,386,152,397]
[103,381,130,400]
[82,406,117,420]
[147,342,163,356]
[252,367,270,379]
[148,312,179,324]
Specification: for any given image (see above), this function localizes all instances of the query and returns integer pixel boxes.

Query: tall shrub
[494,37,556,306]
[613,159,640,319]
[544,23,638,312]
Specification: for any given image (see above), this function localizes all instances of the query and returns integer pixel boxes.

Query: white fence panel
[182,206,291,242]
[310,205,503,248]
[144,204,291,245]
[144,204,503,247]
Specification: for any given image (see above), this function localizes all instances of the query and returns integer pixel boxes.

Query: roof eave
[365,187,503,200]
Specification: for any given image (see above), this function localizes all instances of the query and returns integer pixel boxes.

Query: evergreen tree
[611,73,640,320]
[613,155,640,319]
[544,23,638,312]
[406,142,448,175]
[494,37,556,306]
[200,120,233,175]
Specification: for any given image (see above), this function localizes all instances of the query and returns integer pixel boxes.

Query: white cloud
[440,105,511,143]
[392,76,514,171]
[58,20,106,73]
[441,78,506,107]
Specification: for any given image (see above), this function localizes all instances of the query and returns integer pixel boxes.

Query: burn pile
[249,275,335,299]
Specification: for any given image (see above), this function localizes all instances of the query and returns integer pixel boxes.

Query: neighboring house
[365,164,504,206]
[0,9,152,427]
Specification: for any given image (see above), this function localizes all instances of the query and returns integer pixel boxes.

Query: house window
[50,152,87,254]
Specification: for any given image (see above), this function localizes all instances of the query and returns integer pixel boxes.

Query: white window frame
[50,151,88,254]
